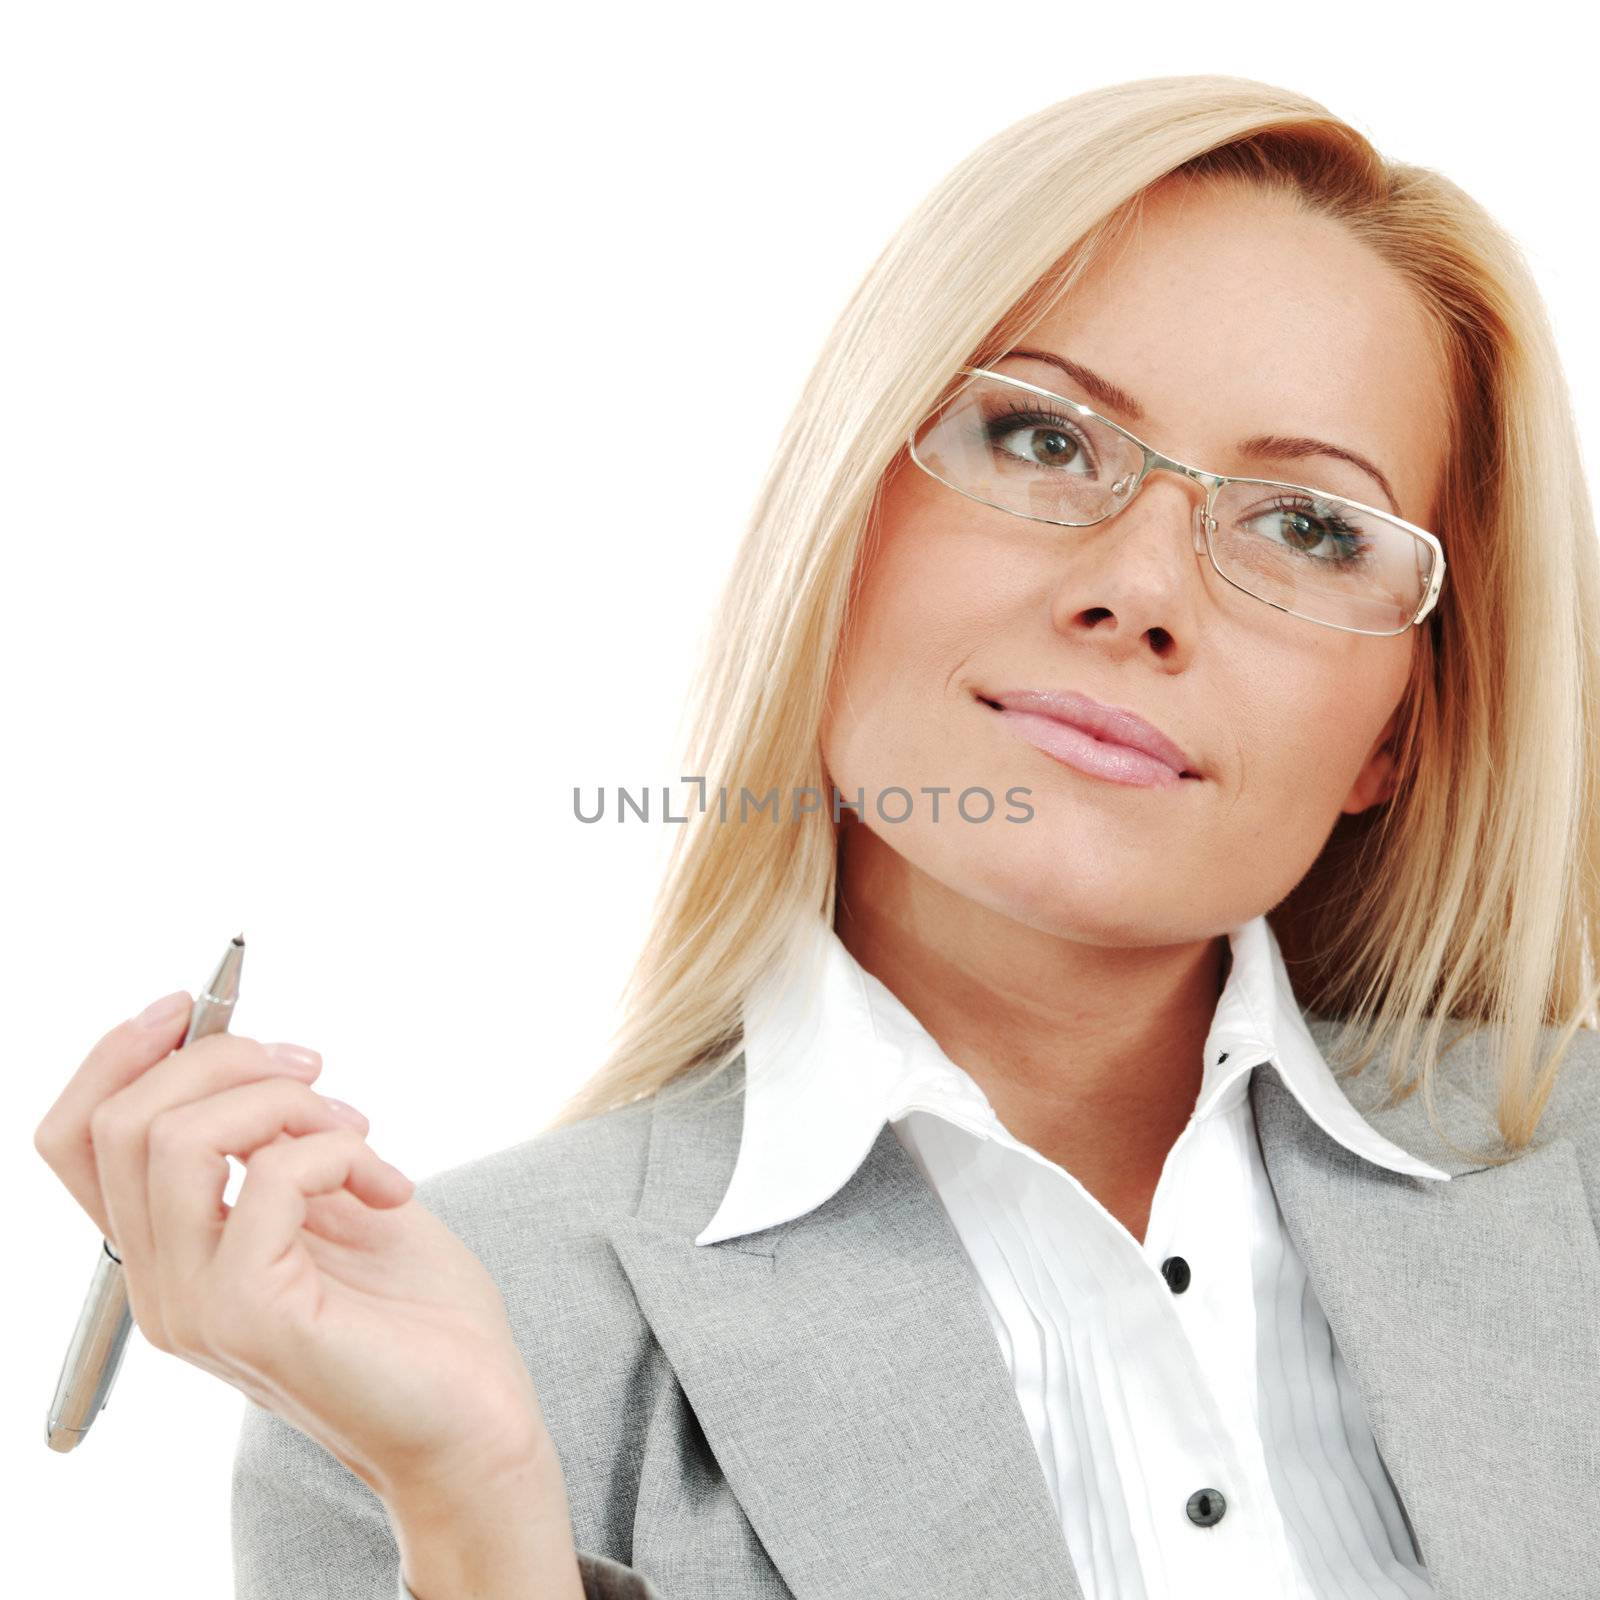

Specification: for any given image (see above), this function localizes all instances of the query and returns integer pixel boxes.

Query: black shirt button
[1161,1255,1191,1293]
[1186,1487,1227,1526]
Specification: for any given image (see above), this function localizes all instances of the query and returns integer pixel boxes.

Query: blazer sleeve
[232,1395,666,1599]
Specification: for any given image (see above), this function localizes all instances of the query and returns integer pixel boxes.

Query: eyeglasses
[906,367,1446,637]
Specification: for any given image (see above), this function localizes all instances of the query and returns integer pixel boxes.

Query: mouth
[975,687,1202,785]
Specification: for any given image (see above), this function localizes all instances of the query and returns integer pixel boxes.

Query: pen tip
[234,932,245,945]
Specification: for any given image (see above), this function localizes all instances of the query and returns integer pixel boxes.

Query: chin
[929,829,1186,947]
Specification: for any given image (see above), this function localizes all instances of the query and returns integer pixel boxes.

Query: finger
[95,1034,321,1325]
[34,995,195,1228]
[144,1079,374,1344]
[211,1129,413,1321]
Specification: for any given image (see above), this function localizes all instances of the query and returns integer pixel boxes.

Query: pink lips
[980,687,1200,790]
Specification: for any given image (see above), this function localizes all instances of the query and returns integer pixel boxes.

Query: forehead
[1017,177,1450,527]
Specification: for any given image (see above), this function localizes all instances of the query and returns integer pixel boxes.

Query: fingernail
[317,1095,368,1126]
[136,991,190,1030]
[265,1042,323,1075]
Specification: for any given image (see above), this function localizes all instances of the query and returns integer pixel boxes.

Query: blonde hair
[547,73,1600,1165]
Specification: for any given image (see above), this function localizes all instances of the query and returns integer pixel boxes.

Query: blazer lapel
[1252,1025,1600,1598]
[606,1053,1085,1600]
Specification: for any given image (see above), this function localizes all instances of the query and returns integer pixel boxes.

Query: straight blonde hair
[548,73,1600,1164]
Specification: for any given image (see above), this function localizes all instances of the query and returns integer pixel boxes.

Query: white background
[6,2,1594,1591]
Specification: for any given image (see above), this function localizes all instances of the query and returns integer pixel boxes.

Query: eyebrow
[999,347,1405,519]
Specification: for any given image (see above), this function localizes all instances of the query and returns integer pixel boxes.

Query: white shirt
[698,912,1447,1600]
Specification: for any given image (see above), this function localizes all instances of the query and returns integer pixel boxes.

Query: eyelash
[982,404,1095,466]
[1264,494,1362,540]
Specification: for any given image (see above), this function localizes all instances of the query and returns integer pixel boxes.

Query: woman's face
[822,176,1450,948]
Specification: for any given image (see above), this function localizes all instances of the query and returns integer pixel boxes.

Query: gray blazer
[232,1017,1600,1599]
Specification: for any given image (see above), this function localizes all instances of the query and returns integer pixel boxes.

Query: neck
[833,823,1227,1217]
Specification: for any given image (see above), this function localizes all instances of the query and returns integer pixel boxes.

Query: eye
[1243,495,1373,568]
[983,405,1099,474]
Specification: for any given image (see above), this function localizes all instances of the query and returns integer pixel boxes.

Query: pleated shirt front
[697,912,1447,1600]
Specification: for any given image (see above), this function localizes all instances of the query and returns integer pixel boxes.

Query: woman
[37,74,1600,1600]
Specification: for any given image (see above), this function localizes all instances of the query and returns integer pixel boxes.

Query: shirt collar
[696,911,1450,1247]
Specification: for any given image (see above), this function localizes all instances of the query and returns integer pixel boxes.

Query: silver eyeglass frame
[907,366,1447,638]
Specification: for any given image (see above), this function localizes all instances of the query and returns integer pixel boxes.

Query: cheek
[823,523,1019,792]
[1206,631,1411,858]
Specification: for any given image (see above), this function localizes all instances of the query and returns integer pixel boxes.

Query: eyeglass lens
[910,374,1437,634]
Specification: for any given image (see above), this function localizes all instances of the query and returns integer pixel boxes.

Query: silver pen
[45,934,247,1451]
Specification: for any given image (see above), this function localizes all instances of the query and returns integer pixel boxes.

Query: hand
[34,994,558,1505]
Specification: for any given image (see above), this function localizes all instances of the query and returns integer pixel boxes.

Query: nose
[1049,457,1209,656]
[1108,456,1217,551]
[1107,457,1216,569]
